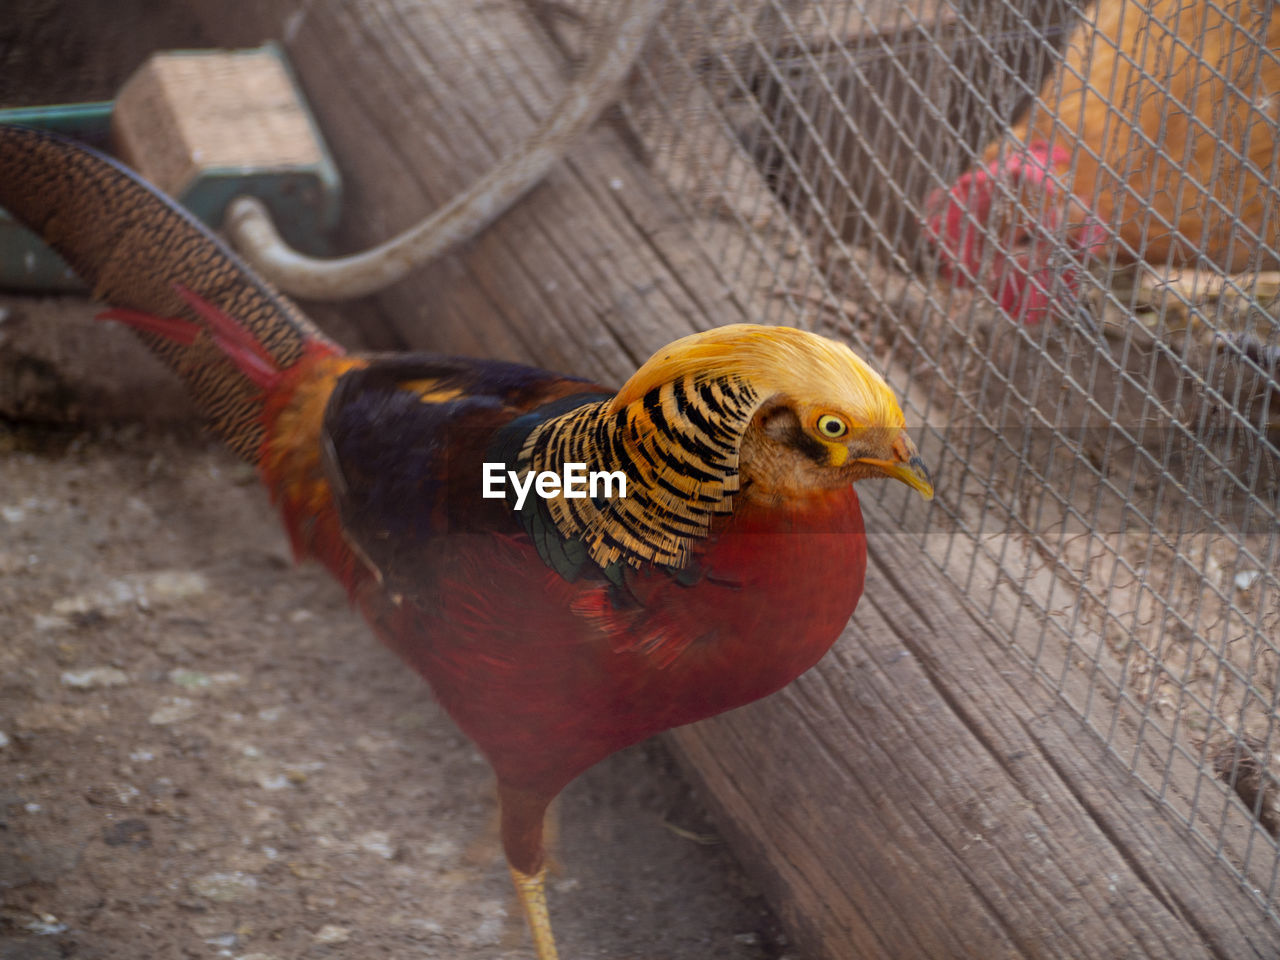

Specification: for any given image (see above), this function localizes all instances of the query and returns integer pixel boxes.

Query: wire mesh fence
[551,0,1280,921]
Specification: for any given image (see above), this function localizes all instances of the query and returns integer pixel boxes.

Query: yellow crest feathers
[610,324,904,430]
[520,324,910,573]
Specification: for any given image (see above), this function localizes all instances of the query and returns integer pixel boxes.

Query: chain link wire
[543,0,1280,920]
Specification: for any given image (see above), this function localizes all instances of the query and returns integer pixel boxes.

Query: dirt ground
[0,310,798,960]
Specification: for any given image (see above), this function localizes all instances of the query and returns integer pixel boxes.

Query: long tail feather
[96,308,201,346]
[0,124,341,460]
[172,284,284,390]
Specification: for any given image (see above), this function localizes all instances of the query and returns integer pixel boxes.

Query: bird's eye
[816,414,848,439]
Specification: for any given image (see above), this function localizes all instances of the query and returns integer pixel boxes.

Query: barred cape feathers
[515,324,901,575]
[517,375,757,574]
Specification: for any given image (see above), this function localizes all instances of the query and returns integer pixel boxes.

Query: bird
[924,0,1280,323]
[0,124,933,960]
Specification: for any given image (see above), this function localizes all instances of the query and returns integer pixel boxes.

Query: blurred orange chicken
[926,0,1280,321]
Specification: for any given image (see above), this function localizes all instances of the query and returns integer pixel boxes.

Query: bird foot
[510,864,560,960]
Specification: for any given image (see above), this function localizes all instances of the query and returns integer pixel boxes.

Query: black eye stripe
[787,426,829,464]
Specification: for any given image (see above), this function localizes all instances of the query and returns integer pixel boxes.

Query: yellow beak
[856,433,934,500]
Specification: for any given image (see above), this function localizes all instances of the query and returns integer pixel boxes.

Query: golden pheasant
[0,125,933,959]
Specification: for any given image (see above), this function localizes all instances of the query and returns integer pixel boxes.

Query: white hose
[226,0,667,300]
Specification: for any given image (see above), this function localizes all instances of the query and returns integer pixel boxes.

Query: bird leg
[509,864,559,960]
[499,782,559,959]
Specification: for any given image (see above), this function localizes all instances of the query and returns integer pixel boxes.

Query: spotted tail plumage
[0,125,338,460]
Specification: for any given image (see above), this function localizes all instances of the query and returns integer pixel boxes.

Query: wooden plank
[98,0,1280,956]
[675,518,1279,958]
